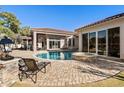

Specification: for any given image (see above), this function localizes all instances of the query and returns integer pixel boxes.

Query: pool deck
[10,50,124,87]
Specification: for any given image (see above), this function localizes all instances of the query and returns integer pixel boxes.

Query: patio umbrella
[0,37,14,45]
[0,37,14,52]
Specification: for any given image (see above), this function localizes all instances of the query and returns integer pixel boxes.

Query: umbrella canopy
[0,37,14,45]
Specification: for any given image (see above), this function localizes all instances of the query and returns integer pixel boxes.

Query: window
[81,27,120,58]
[98,30,106,55]
[49,41,53,49]
[73,38,75,47]
[108,27,120,58]
[68,39,71,46]
[49,40,60,49]
[82,33,88,52]
[58,41,60,48]
[89,32,96,53]
[42,41,44,47]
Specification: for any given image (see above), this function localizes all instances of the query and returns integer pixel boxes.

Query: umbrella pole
[3,44,5,52]
[4,44,9,57]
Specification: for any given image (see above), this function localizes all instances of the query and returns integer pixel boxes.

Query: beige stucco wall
[74,36,79,49]
[60,39,65,48]
[78,17,124,59]
[67,36,79,49]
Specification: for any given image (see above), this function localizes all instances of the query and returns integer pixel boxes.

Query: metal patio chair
[18,58,51,83]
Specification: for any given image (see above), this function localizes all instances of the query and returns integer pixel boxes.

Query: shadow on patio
[74,66,112,77]
[77,58,124,71]
[113,74,124,81]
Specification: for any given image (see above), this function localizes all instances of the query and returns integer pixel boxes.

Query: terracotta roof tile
[75,12,124,32]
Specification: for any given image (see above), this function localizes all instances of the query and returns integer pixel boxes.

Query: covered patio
[31,28,78,51]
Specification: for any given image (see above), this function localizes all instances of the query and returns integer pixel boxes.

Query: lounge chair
[18,58,51,83]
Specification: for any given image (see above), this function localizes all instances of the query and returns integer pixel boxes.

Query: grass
[11,81,35,87]
[81,71,124,87]
[12,71,124,87]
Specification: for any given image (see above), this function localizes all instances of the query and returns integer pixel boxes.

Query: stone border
[0,58,19,87]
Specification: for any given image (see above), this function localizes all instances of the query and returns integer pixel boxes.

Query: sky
[1,5,124,31]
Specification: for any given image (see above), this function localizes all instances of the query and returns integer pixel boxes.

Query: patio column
[67,38,69,48]
[26,39,28,50]
[60,39,64,48]
[79,33,82,52]
[71,37,74,48]
[33,32,37,51]
[46,37,49,50]
[96,32,98,55]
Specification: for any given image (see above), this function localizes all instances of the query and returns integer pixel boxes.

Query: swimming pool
[36,51,72,60]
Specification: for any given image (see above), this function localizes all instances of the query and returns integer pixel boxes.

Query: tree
[20,26,31,36]
[0,25,16,40]
[0,20,5,25]
[16,34,22,44]
[0,11,30,44]
[0,12,20,33]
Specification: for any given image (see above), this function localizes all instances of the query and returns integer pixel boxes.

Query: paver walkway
[10,50,124,87]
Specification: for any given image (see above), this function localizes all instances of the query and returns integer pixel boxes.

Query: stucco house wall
[78,17,124,59]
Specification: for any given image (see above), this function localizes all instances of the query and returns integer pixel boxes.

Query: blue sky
[1,5,124,31]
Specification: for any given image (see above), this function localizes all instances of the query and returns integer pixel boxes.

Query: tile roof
[75,12,124,32]
[21,36,32,40]
[31,28,74,35]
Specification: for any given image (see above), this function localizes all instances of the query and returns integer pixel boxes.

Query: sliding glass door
[82,32,96,53]
[82,33,88,52]
[81,27,120,58]
[49,40,60,49]
[108,27,120,58]
[98,30,106,55]
[89,32,96,53]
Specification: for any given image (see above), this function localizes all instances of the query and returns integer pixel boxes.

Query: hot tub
[72,52,97,62]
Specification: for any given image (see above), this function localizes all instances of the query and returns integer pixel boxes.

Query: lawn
[81,71,124,87]
[12,71,124,87]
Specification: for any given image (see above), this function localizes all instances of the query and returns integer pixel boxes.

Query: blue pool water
[36,51,72,60]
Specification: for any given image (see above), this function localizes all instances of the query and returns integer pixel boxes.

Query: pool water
[36,51,72,60]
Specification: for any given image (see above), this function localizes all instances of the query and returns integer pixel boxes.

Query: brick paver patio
[10,50,124,87]
[16,60,122,87]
